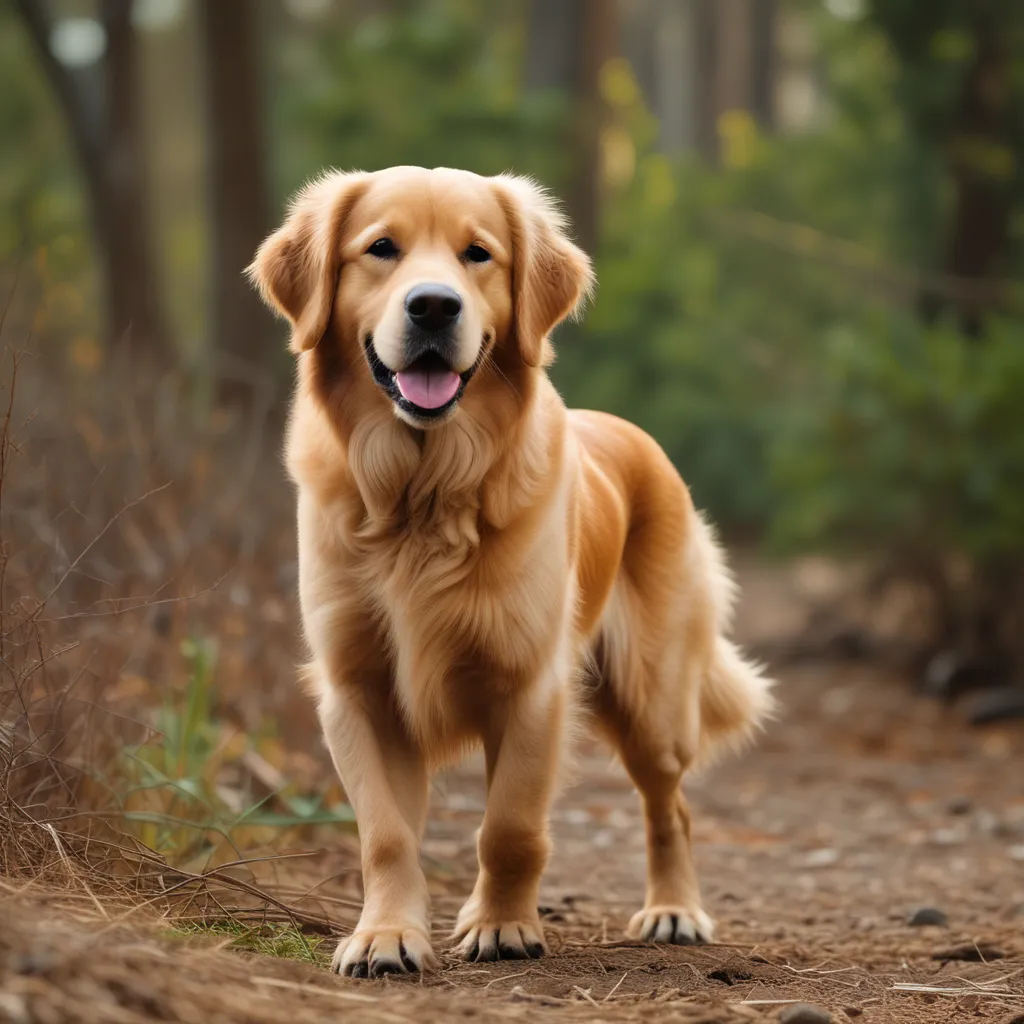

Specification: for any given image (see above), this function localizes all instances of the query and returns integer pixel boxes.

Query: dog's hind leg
[595,659,715,946]
[592,578,715,946]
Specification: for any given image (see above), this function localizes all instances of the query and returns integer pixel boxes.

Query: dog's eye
[463,244,491,264]
[367,237,399,260]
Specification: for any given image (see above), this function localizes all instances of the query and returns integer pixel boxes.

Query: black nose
[405,283,462,332]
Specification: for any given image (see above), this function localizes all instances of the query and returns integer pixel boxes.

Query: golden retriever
[249,166,773,978]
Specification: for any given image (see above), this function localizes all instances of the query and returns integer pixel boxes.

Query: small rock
[9,949,59,977]
[947,795,973,815]
[0,993,29,1024]
[780,1005,832,1024]
[908,906,948,927]
[802,848,840,868]
[968,687,1024,725]
[931,826,965,846]
[843,1009,863,1019]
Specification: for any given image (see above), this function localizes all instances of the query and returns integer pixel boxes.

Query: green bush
[771,316,1024,565]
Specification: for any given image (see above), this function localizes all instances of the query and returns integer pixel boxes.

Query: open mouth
[364,338,479,420]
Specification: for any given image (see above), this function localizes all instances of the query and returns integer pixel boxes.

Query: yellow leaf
[718,109,759,170]
[600,57,640,109]
[601,126,636,188]
[69,337,103,373]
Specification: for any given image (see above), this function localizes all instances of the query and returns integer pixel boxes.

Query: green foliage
[165,920,328,966]
[273,2,568,197]
[0,5,97,339]
[554,20,939,529]
[771,316,1024,566]
[121,636,354,866]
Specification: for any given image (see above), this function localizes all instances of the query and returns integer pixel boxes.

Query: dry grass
[0,336,359,952]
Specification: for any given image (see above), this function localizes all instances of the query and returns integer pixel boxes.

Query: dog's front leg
[454,671,567,962]
[317,679,435,977]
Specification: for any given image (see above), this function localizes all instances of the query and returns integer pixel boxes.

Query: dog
[249,166,773,978]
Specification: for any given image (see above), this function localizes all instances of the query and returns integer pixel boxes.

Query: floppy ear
[247,171,368,354]
[493,175,595,367]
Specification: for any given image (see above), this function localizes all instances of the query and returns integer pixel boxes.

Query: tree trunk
[656,0,699,152]
[571,0,617,253]
[101,0,168,353]
[750,0,778,130]
[693,0,719,160]
[523,0,615,252]
[626,0,699,153]
[940,16,1011,336]
[714,0,754,118]
[620,0,657,116]
[13,0,168,354]
[524,0,581,92]
[200,0,274,404]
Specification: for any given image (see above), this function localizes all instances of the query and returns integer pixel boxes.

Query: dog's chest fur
[371,524,567,744]
[307,406,576,753]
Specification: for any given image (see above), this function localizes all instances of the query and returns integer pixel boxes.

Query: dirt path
[416,659,1024,1022]
[4,657,1022,1024]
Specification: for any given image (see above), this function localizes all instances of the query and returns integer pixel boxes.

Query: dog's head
[249,167,593,427]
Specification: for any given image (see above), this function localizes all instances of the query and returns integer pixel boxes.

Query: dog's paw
[453,913,547,963]
[627,905,714,946]
[332,925,436,978]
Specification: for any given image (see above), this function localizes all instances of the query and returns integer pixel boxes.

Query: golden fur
[249,166,774,977]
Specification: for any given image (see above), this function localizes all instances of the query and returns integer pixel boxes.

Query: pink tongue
[395,367,461,409]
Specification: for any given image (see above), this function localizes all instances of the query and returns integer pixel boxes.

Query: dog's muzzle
[364,283,481,421]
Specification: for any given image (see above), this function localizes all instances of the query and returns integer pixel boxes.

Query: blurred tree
[866,0,1024,334]
[693,0,718,158]
[523,0,579,92]
[750,0,778,130]
[697,0,779,160]
[13,0,168,352]
[643,0,700,153]
[274,4,567,198]
[524,0,616,250]
[199,0,274,403]
[715,0,755,122]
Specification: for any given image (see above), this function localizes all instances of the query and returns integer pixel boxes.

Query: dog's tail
[691,515,776,768]
[697,636,774,766]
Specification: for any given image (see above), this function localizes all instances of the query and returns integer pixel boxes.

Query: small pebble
[843,1009,863,1019]
[908,906,948,927]
[779,1005,833,1024]
[802,847,840,868]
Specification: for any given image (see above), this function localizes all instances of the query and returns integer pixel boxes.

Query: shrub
[771,315,1024,670]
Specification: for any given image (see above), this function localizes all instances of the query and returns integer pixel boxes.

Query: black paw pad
[369,959,405,978]
[399,942,419,973]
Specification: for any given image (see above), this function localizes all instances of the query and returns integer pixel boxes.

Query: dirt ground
[3,568,1023,1024]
